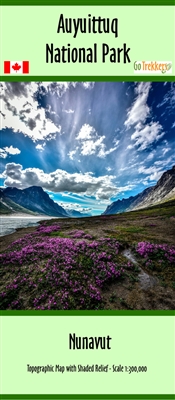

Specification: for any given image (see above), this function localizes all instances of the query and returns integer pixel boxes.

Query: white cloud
[154,161,163,166]
[154,156,175,168]
[0,82,61,142]
[157,82,175,109]
[4,145,21,155]
[146,151,155,161]
[98,145,117,158]
[68,149,78,160]
[119,166,129,171]
[36,143,46,151]
[76,124,118,158]
[0,145,21,158]
[2,162,119,200]
[125,82,151,128]
[139,165,159,174]
[138,165,163,181]
[63,109,74,114]
[162,147,170,156]
[127,144,134,150]
[113,139,119,146]
[39,82,77,97]
[59,202,91,212]
[38,82,94,97]
[81,82,95,90]
[0,149,7,159]
[142,180,149,186]
[81,137,105,156]
[76,124,96,140]
[130,122,164,150]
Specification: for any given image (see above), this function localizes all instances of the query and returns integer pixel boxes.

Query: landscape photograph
[0,81,175,310]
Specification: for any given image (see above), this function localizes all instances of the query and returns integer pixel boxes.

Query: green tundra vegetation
[0,199,175,310]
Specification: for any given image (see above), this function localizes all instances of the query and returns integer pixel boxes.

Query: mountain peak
[2,186,68,217]
[24,186,44,192]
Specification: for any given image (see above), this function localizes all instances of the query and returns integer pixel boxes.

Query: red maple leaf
[12,63,21,72]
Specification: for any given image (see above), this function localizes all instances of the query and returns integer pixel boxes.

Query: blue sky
[0,81,175,215]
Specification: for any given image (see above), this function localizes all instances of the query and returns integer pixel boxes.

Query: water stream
[122,248,159,290]
[0,216,53,237]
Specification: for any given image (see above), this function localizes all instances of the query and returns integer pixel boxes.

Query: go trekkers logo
[134,61,172,74]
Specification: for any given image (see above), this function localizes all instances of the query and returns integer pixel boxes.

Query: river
[0,215,53,237]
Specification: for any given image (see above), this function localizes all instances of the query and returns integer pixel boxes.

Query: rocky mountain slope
[1,186,68,217]
[103,165,175,215]
[0,192,36,215]
[134,165,175,210]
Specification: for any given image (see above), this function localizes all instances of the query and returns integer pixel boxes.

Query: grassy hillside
[0,197,38,215]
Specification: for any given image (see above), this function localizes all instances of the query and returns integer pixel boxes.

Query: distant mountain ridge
[66,209,91,218]
[103,165,175,215]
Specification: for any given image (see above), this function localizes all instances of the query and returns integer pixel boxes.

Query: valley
[1,199,175,310]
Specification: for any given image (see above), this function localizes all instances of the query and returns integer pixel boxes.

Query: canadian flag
[4,61,29,74]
